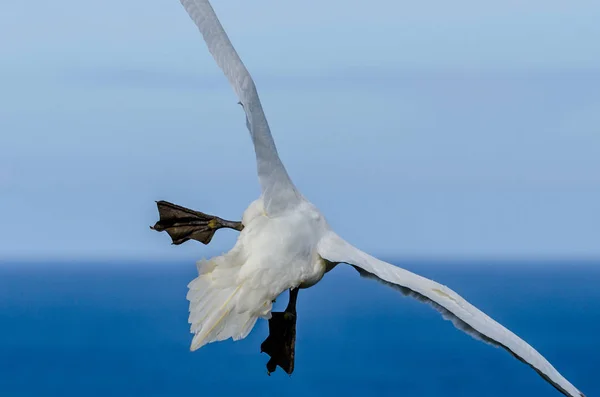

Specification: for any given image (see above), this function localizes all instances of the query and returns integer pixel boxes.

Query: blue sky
[1,1,599,261]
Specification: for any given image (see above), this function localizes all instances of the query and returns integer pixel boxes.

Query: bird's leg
[151,200,243,245]
[261,288,299,375]
[152,200,299,375]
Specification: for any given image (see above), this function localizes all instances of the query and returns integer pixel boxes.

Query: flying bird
[152,1,585,396]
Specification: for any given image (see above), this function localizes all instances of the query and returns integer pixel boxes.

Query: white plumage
[174,1,585,396]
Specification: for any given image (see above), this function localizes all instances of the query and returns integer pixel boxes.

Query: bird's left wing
[317,231,585,397]
[179,0,300,215]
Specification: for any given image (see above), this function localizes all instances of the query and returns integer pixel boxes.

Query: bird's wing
[179,0,300,215]
[317,231,584,397]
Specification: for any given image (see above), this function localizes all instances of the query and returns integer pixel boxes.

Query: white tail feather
[186,255,270,351]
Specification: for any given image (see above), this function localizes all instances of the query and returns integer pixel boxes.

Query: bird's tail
[186,250,272,351]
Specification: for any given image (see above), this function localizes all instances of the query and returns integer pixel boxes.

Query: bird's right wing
[179,0,300,215]
[317,231,585,397]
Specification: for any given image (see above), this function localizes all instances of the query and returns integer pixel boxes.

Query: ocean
[0,260,598,397]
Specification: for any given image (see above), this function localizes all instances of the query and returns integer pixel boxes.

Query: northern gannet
[151,1,585,396]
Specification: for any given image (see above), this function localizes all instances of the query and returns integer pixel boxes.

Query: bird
[151,1,585,396]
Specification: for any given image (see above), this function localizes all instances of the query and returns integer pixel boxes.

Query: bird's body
[187,198,330,350]
[152,1,586,396]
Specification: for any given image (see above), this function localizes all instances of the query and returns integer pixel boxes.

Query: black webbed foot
[151,200,243,245]
[261,288,299,375]
[261,311,297,375]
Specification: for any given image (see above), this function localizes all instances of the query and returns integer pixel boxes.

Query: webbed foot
[261,288,299,375]
[151,200,243,245]
[261,311,297,375]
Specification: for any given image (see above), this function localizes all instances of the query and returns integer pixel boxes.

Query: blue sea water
[0,261,598,397]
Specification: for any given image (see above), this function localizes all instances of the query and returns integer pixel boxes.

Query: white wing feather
[317,231,585,397]
[179,0,300,215]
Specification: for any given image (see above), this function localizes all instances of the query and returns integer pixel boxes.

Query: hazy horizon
[1,1,599,262]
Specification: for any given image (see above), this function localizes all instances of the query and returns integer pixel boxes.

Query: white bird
[152,1,585,396]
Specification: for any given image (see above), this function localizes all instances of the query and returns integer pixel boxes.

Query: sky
[1,0,599,261]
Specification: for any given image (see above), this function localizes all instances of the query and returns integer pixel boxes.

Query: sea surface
[0,260,598,397]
